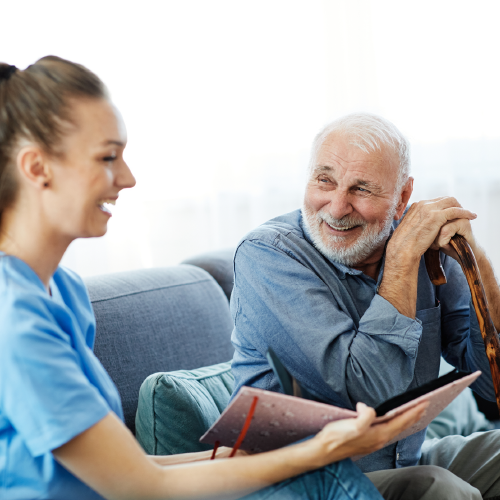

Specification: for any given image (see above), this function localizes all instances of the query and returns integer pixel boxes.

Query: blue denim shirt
[230,209,495,473]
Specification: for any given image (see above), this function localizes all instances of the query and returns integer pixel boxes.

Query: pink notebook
[200,371,481,454]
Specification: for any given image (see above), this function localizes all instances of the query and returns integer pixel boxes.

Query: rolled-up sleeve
[231,236,424,409]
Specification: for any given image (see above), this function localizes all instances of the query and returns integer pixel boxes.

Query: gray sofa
[85,264,234,434]
[85,248,494,443]
[182,249,234,300]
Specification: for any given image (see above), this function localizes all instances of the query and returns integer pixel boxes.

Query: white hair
[309,112,411,193]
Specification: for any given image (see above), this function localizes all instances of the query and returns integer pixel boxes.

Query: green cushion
[135,362,234,455]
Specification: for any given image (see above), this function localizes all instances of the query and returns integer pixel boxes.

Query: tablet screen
[374,369,472,416]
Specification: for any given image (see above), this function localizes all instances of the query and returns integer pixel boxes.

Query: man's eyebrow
[314,165,333,172]
[102,140,125,147]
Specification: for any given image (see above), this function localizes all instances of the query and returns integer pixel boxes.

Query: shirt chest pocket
[413,303,442,384]
[416,302,442,327]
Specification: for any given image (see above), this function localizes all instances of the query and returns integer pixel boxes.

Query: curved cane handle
[424,248,447,286]
[424,235,500,413]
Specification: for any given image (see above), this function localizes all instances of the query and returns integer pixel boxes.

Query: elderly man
[230,113,500,499]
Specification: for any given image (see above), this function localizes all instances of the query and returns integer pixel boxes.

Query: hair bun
[0,64,17,81]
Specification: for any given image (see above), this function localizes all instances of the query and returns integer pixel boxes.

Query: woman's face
[46,98,135,240]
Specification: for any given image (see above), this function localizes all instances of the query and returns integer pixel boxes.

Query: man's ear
[394,177,414,220]
[16,145,52,189]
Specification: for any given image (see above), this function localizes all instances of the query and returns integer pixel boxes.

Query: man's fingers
[408,197,461,216]
[394,201,476,257]
[429,196,463,210]
[401,201,475,232]
[437,220,469,244]
[442,206,477,222]
[432,219,475,257]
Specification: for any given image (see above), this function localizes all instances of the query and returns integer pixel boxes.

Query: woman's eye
[103,156,117,163]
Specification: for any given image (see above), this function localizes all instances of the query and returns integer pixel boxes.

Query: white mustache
[317,211,367,229]
[303,203,395,267]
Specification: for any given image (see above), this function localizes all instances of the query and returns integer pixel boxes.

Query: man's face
[303,133,403,267]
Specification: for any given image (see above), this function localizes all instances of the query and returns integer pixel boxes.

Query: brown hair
[0,55,107,218]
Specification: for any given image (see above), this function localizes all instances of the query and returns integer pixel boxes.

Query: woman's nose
[116,160,136,190]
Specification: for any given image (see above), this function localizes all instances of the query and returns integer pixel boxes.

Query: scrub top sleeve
[0,295,111,458]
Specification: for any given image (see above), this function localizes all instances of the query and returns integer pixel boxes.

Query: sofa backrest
[85,265,234,434]
[181,249,234,300]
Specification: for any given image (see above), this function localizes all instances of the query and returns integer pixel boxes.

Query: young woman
[0,56,427,500]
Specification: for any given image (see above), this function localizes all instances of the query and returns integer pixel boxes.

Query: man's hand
[388,197,477,264]
[379,197,477,318]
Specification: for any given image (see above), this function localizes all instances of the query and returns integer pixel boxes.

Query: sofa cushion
[136,362,234,455]
[85,265,234,434]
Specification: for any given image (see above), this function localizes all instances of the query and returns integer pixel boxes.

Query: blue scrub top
[0,253,124,499]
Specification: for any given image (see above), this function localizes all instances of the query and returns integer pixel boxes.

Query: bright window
[2,0,499,275]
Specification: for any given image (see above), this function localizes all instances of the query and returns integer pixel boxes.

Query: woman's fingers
[359,401,428,453]
[318,404,376,445]
[378,402,429,440]
[322,400,426,445]
[314,401,429,464]
[354,402,377,431]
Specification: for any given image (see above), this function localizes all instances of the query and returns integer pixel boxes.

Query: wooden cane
[424,235,500,413]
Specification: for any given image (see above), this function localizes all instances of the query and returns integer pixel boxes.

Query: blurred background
[2,0,499,276]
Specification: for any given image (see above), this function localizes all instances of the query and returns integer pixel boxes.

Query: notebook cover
[199,371,481,454]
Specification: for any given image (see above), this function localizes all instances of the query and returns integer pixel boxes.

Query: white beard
[302,204,397,267]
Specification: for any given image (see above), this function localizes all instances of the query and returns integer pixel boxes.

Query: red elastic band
[210,440,220,460]
[229,396,259,458]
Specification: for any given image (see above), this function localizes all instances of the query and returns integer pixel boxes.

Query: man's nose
[326,190,353,220]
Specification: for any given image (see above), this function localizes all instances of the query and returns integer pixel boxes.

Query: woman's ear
[16,145,52,189]
[394,177,414,220]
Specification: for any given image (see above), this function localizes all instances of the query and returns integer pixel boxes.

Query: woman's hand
[305,401,428,468]
[52,404,426,500]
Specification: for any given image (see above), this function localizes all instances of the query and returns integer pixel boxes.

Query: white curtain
[2,0,499,276]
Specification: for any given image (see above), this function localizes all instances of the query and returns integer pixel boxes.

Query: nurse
[0,56,426,500]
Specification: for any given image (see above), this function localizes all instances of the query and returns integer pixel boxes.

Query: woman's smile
[97,198,117,216]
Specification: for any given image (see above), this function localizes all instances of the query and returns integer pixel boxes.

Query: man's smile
[323,220,363,236]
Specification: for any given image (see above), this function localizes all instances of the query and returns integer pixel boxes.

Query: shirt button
[397,453,400,461]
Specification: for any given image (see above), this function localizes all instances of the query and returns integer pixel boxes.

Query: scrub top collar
[0,250,57,297]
